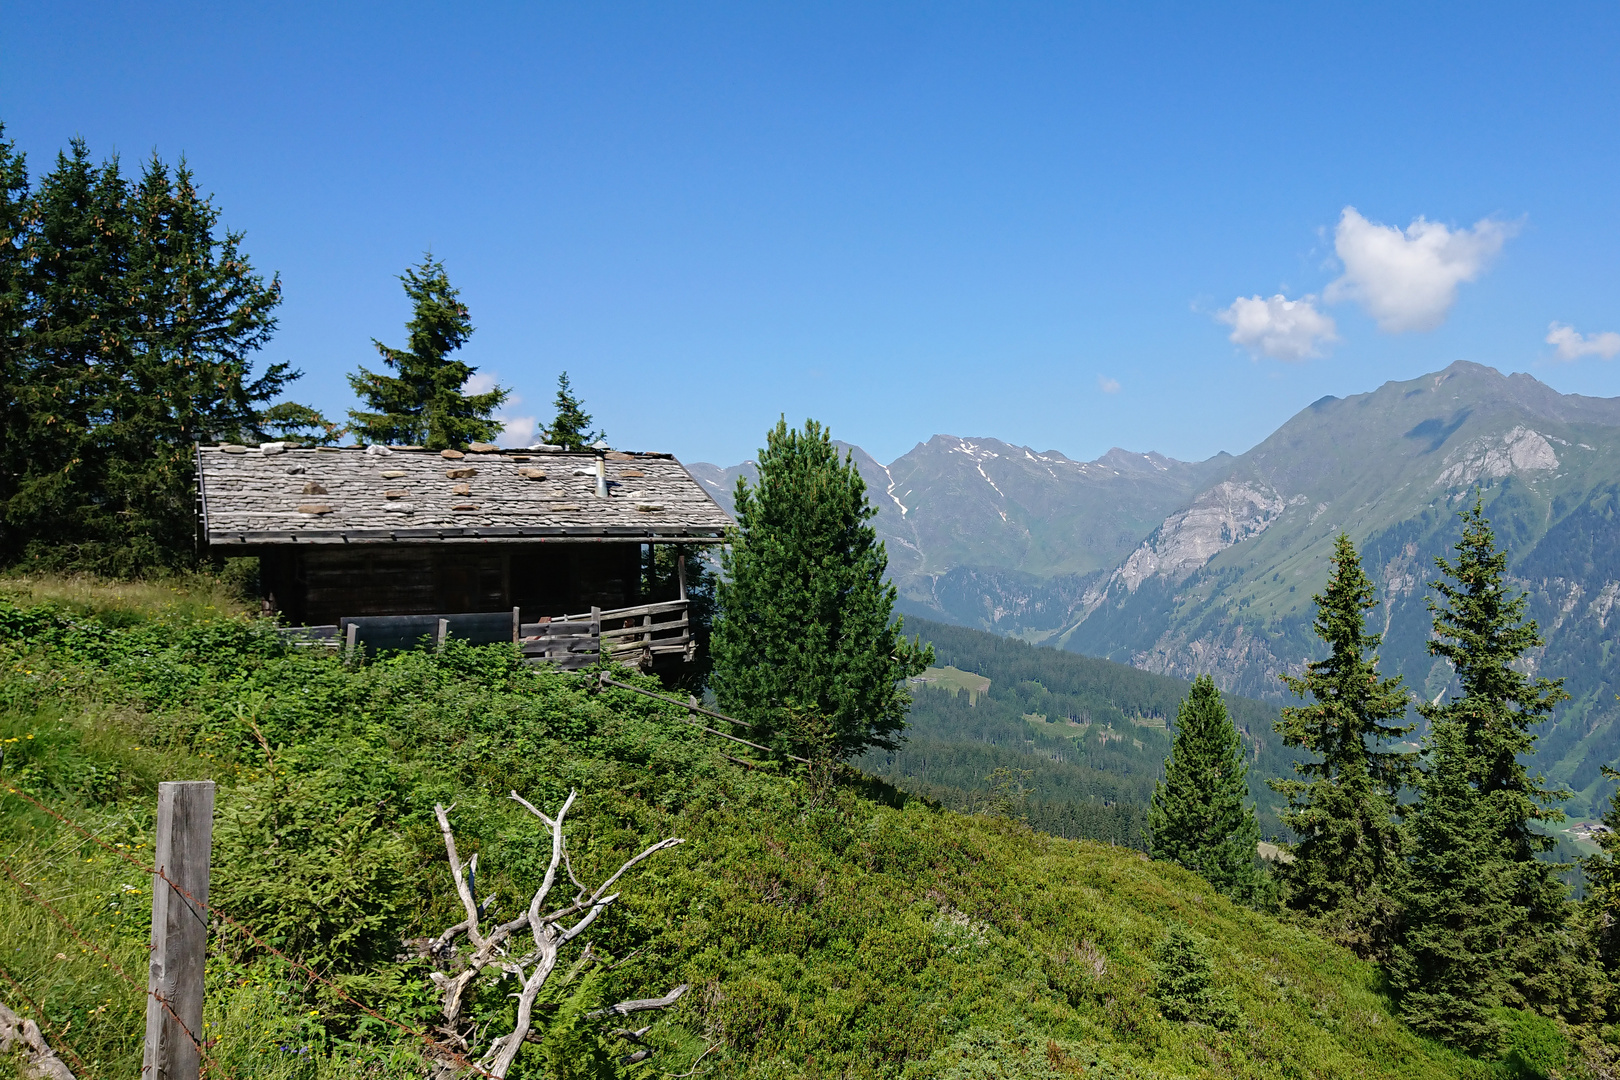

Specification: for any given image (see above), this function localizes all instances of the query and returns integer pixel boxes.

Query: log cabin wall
[259,542,644,626]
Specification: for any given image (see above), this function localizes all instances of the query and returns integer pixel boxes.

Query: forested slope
[0,579,1499,1079]
[864,618,1300,843]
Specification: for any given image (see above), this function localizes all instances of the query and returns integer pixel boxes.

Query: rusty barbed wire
[5,785,500,1079]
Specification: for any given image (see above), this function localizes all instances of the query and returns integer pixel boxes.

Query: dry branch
[429,790,687,1078]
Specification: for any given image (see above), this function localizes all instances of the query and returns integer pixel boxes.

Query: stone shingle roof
[197,444,733,545]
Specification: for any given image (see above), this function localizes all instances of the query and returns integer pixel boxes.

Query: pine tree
[1390,716,1514,1050]
[1149,675,1267,905]
[545,371,601,450]
[7,141,133,568]
[1392,500,1585,1043]
[1271,533,1412,957]
[1581,766,1620,972]
[348,256,506,450]
[108,155,290,567]
[711,418,932,761]
[0,125,31,558]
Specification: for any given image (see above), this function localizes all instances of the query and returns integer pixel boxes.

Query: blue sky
[4,2,1619,465]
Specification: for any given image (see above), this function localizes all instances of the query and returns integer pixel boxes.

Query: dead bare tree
[429,790,688,1078]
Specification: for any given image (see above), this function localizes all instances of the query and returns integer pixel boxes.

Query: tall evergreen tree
[1392,501,1585,1043]
[545,371,601,450]
[109,155,290,566]
[0,125,31,555]
[1581,766,1620,972]
[7,141,133,568]
[348,256,506,449]
[1390,716,1516,1050]
[1149,675,1267,906]
[1272,533,1412,957]
[1,136,297,572]
[711,418,932,761]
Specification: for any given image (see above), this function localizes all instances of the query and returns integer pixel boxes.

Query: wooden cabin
[195,442,732,667]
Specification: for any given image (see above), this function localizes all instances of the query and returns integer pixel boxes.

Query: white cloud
[1324,206,1515,333]
[1098,376,1121,394]
[495,415,538,446]
[462,372,499,395]
[1547,322,1620,361]
[1216,293,1338,361]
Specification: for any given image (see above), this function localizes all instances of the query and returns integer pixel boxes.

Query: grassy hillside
[0,578,1524,1079]
[866,619,1301,844]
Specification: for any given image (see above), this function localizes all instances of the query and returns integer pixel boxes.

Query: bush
[1152,924,1239,1030]
[1493,1008,1569,1079]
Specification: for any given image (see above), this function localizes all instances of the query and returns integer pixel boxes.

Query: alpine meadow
[7,12,1620,1079]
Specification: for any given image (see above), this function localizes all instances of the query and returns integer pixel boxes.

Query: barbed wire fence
[1,783,511,1080]
[0,676,770,1080]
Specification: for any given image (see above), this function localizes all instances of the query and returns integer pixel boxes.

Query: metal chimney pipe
[595,455,609,499]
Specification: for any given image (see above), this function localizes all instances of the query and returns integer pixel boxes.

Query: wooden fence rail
[276,599,694,671]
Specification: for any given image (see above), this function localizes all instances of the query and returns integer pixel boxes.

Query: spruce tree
[1581,766,1620,972]
[1392,500,1583,1042]
[711,418,932,761]
[0,125,31,559]
[1149,675,1267,905]
[1271,533,1412,957]
[8,141,133,568]
[348,256,506,449]
[109,154,290,566]
[545,371,601,450]
[1390,716,1514,1050]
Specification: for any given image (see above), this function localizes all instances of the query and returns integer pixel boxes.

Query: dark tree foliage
[711,418,932,761]
[1582,766,1620,972]
[1,137,293,573]
[0,125,30,551]
[1272,533,1412,958]
[1149,675,1268,906]
[1393,501,1593,1044]
[642,543,717,694]
[1390,718,1515,1051]
[257,401,345,445]
[1152,925,1239,1030]
[348,255,506,450]
[546,370,601,450]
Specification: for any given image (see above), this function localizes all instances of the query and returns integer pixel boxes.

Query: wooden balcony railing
[277,599,694,672]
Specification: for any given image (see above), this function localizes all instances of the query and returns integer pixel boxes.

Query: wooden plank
[144,781,214,1080]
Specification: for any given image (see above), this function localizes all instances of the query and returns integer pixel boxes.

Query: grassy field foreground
[0,577,1497,1078]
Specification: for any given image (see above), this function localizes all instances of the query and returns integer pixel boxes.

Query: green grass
[913,665,992,704]
[0,577,1527,1078]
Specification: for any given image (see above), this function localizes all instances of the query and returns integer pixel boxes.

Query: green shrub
[1493,1008,1569,1079]
[1151,923,1239,1030]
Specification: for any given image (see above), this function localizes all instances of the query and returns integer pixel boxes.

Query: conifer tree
[1271,533,1412,957]
[545,371,601,450]
[0,136,297,572]
[348,256,506,449]
[1149,675,1267,906]
[1392,501,1584,1043]
[110,155,290,566]
[711,418,932,761]
[1581,766,1620,972]
[0,125,31,556]
[7,141,133,567]
[1390,716,1514,1050]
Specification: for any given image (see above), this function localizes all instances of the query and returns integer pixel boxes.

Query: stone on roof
[197,444,732,545]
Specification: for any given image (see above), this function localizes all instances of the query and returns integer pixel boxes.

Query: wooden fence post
[143,781,215,1080]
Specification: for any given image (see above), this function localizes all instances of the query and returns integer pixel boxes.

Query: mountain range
[691,361,1620,821]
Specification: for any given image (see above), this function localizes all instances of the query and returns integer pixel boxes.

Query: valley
[696,361,1620,819]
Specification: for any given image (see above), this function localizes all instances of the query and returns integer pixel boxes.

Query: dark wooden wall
[257,543,644,626]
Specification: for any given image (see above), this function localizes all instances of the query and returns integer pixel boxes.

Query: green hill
[0,580,1512,1078]
[865,618,1301,844]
